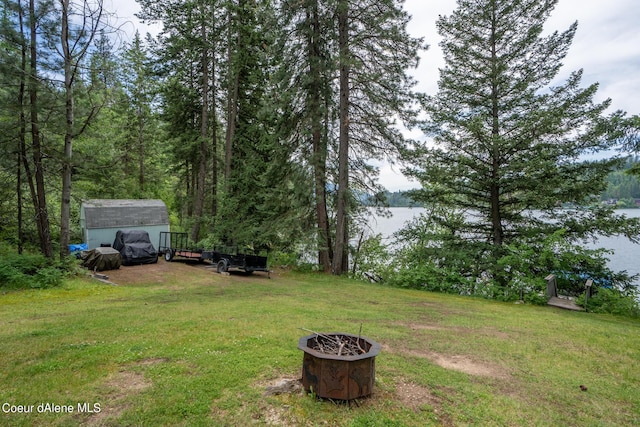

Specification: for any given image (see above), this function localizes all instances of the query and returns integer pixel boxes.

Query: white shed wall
[84,225,169,250]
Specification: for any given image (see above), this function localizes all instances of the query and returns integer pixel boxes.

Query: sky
[107,0,640,191]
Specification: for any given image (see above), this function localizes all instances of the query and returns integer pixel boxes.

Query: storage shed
[80,199,170,250]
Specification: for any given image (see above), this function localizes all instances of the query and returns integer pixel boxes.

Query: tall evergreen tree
[121,31,161,196]
[404,0,640,291]
[138,0,223,237]
[27,0,54,257]
[1,0,67,257]
[279,0,424,273]
[59,0,106,258]
[278,0,335,271]
[213,0,312,248]
[332,0,349,274]
[74,31,164,202]
[0,0,26,249]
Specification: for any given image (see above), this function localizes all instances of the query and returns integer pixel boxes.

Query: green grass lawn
[1,261,639,426]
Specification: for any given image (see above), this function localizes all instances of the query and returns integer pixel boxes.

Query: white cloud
[106,0,160,42]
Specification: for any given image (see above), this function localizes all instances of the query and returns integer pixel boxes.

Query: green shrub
[578,287,640,317]
[0,252,75,290]
[33,267,65,289]
[0,263,28,288]
[350,234,392,282]
[266,250,320,272]
[268,251,302,269]
[386,259,474,295]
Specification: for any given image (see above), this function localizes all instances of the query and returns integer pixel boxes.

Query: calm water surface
[367,207,640,281]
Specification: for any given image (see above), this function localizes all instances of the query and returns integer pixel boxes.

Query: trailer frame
[158,232,270,277]
[211,244,270,277]
[158,232,212,262]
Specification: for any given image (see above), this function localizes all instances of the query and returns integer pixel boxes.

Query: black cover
[112,230,159,266]
[80,247,122,271]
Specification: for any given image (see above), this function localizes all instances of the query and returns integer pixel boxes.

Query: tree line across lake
[377,158,640,208]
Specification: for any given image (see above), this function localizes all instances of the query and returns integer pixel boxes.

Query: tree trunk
[307,0,332,272]
[489,9,503,248]
[138,108,145,191]
[17,144,23,255]
[60,0,73,259]
[224,5,239,183]
[332,0,350,275]
[59,0,103,258]
[29,0,53,258]
[191,15,210,242]
[314,134,332,271]
[211,71,218,219]
[17,2,27,255]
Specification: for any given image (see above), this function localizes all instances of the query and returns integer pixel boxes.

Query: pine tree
[26,0,54,257]
[121,31,159,195]
[404,0,640,289]
[139,0,220,236]
[278,0,335,271]
[214,0,312,248]
[59,0,106,258]
[279,0,424,273]
[332,0,422,274]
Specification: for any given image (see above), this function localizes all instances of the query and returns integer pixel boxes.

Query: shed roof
[82,199,169,229]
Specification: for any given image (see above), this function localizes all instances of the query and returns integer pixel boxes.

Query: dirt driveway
[97,259,216,286]
[97,258,273,286]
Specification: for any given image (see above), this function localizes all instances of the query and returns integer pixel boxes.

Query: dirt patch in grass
[394,379,439,410]
[104,370,150,396]
[79,360,160,426]
[257,403,297,426]
[422,352,507,379]
[385,321,513,379]
[257,375,451,424]
[394,379,454,425]
[384,342,509,380]
[92,258,274,287]
[262,377,304,397]
[95,259,215,286]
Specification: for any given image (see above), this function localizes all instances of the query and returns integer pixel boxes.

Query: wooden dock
[547,296,584,311]
[545,274,588,311]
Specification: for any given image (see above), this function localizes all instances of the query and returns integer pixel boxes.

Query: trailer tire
[217,260,228,273]
[164,249,174,262]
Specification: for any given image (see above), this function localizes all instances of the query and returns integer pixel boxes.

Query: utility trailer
[159,232,270,277]
[211,244,270,277]
[158,232,212,262]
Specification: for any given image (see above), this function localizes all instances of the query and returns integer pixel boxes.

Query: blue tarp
[69,243,88,253]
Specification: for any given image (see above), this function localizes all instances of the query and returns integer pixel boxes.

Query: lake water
[366,207,640,282]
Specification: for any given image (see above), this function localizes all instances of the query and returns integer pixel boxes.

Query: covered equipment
[112,230,159,266]
[80,247,122,271]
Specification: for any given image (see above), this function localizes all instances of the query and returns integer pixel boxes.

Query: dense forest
[0,0,424,275]
[1,0,640,312]
[601,157,640,207]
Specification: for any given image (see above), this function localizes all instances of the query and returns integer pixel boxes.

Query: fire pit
[298,332,381,400]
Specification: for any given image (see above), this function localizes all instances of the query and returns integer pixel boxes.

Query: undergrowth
[0,250,77,290]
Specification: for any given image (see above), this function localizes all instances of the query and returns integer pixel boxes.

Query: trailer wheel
[164,249,174,262]
[217,260,228,273]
